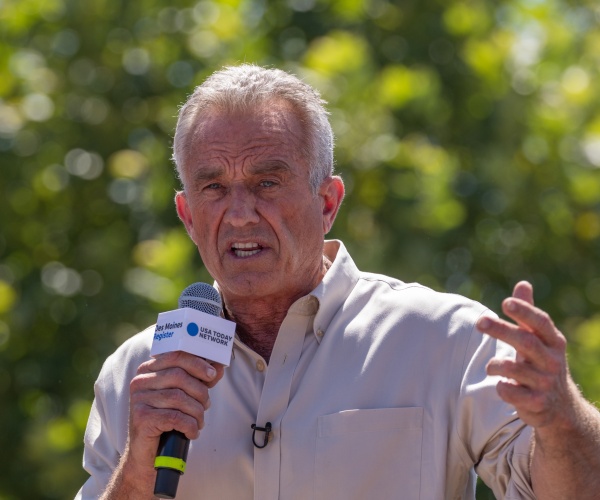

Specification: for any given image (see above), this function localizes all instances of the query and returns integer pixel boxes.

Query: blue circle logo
[187,322,199,336]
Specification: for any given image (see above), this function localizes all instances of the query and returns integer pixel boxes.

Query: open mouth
[231,242,263,258]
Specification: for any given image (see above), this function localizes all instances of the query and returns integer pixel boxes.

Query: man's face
[175,103,343,304]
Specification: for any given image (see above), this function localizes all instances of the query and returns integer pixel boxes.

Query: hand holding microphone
[151,283,235,499]
[126,283,235,499]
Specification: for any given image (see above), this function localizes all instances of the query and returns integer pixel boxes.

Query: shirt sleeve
[75,372,120,499]
[75,328,153,499]
[453,311,536,499]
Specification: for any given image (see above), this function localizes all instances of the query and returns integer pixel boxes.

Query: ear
[175,191,198,244]
[319,175,345,235]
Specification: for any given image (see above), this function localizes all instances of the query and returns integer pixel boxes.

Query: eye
[200,182,225,196]
[260,180,276,188]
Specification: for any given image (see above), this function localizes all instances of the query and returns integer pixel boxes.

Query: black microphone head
[178,282,222,317]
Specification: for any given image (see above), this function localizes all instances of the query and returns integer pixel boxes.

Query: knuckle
[160,350,184,366]
[171,350,186,363]
[537,375,553,392]
[165,409,181,428]
[129,390,144,406]
[537,311,553,330]
[178,408,203,435]
[545,355,562,374]
[486,358,501,372]
[555,332,567,350]
[129,374,146,393]
[519,333,538,353]
[130,404,156,431]
[130,401,146,418]
[496,381,514,401]
[530,392,546,413]
[532,391,552,415]
[167,408,190,430]
[508,363,524,380]
[495,359,512,374]
[136,359,152,375]
[169,387,188,405]
[168,366,189,385]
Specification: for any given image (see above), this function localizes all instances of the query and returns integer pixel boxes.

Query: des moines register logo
[153,321,181,341]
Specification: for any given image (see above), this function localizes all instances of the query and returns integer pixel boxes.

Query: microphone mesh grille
[178,282,222,317]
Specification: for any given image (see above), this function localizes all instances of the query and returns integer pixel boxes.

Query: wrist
[533,383,593,453]
[100,444,157,500]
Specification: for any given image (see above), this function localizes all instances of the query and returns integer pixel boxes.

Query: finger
[139,351,219,383]
[132,367,212,409]
[131,400,204,440]
[487,358,543,389]
[130,368,210,439]
[512,280,534,306]
[501,299,566,350]
[477,316,547,366]
[132,387,207,428]
[495,380,545,414]
[508,282,533,363]
[494,380,550,421]
[205,362,225,389]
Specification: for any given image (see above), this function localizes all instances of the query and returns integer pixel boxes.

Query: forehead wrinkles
[188,105,308,165]
[198,143,277,176]
[202,133,294,158]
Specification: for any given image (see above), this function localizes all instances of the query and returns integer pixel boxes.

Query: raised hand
[477,281,600,498]
[476,281,578,429]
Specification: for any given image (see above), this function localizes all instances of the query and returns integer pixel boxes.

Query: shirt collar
[309,239,360,343]
[214,239,360,344]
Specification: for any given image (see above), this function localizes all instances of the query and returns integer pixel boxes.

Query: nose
[222,185,260,227]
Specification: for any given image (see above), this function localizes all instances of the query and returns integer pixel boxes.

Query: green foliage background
[1,0,600,498]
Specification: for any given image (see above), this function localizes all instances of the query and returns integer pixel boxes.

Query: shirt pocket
[315,407,423,500]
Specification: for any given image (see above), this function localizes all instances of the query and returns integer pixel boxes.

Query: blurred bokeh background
[1,0,600,498]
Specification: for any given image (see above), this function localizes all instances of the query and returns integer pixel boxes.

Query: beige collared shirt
[77,240,534,500]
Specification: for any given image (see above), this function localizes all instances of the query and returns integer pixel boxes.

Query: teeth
[232,242,260,249]
[231,242,262,257]
[235,249,261,257]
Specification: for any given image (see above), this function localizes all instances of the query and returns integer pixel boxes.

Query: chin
[221,273,278,299]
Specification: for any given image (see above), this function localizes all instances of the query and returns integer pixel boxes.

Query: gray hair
[172,64,334,192]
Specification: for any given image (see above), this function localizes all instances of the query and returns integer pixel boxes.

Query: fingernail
[505,300,516,312]
[206,366,216,379]
[478,317,491,330]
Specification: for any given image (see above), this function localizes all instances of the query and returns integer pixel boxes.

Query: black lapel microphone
[153,283,223,499]
[251,422,272,448]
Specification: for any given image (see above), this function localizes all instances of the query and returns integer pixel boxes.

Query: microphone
[151,282,235,499]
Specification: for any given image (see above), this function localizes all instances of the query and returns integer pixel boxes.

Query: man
[77,65,600,499]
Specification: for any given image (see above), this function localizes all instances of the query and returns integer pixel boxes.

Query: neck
[225,301,289,363]
[223,256,333,363]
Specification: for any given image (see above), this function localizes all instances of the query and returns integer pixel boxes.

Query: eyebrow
[190,161,292,185]
[190,165,223,186]
[248,161,292,176]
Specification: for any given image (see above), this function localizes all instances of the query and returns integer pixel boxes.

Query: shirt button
[317,329,324,338]
[256,360,265,372]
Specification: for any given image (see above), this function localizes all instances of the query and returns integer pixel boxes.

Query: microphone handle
[154,430,190,499]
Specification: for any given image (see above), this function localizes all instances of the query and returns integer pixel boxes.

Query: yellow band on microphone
[154,456,186,473]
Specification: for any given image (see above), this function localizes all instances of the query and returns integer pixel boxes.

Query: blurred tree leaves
[1,0,600,498]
